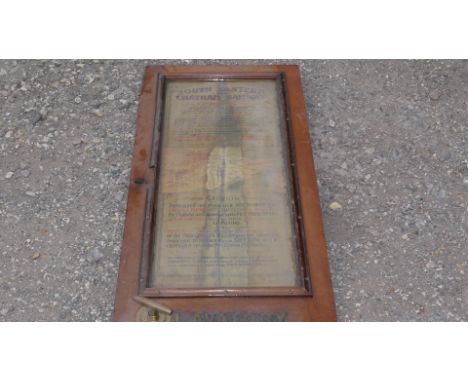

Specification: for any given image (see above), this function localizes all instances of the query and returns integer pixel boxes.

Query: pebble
[329,201,343,211]
[5,171,14,179]
[30,110,43,125]
[5,130,13,138]
[32,252,41,260]
[92,109,103,117]
[87,248,105,263]
[21,169,30,177]
[73,138,85,146]
[25,191,36,197]
[429,89,441,101]
[74,96,81,104]
[115,190,124,202]
[107,94,115,101]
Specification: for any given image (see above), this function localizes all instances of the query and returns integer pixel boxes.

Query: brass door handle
[134,296,172,321]
[133,296,172,315]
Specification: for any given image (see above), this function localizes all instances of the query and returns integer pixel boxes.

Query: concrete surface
[0,59,466,321]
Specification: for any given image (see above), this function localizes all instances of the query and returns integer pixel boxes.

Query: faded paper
[151,79,301,289]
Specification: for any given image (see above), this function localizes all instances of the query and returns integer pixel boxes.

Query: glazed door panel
[114,65,335,322]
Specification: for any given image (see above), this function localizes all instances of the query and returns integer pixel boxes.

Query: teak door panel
[113,65,336,322]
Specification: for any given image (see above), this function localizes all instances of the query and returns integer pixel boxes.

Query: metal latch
[133,296,172,322]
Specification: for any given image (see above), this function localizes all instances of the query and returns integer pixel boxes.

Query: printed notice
[151,79,301,289]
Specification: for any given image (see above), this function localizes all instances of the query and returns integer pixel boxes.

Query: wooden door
[113,65,335,321]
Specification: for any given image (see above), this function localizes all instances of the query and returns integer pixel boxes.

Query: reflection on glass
[151,79,301,289]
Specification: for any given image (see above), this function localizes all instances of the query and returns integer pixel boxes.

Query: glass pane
[151,79,301,289]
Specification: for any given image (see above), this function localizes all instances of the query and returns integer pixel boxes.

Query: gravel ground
[0,59,466,321]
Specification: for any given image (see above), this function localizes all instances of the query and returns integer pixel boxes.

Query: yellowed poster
[151,80,300,289]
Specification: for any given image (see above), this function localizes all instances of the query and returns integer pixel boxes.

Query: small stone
[5,171,14,179]
[429,89,441,101]
[25,191,36,197]
[328,119,336,127]
[90,100,104,108]
[426,260,436,269]
[74,96,81,104]
[118,99,129,109]
[0,307,11,316]
[87,248,105,263]
[5,130,13,138]
[21,169,30,177]
[107,94,115,101]
[29,110,43,125]
[91,109,103,117]
[329,201,343,211]
[440,150,451,161]
[73,138,86,146]
[115,190,124,202]
[32,252,41,260]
